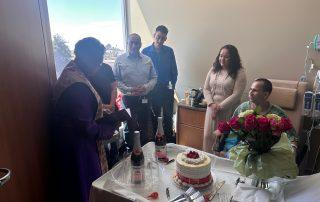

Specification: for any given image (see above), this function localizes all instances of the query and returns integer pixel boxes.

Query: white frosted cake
[173,150,213,188]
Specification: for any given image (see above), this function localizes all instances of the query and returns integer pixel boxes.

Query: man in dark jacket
[142,25,178,143]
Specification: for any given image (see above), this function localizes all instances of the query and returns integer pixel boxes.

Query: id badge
[141,98,148,104]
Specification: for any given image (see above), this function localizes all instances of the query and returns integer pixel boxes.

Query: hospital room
[0,0,320,201]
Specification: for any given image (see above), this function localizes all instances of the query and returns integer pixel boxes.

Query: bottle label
[155,145,167,159]
[131,166,145,184]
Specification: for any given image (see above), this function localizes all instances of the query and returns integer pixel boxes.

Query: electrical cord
[300,41,314,81]
[306,89,317,151]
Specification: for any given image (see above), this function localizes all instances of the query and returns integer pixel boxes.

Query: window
[47,0,126,78]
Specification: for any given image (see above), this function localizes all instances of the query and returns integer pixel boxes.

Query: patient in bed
[214,78,297,158]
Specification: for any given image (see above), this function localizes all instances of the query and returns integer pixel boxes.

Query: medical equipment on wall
[303,73,320,131]
[302,70,320,115]
[314,92,320,117]
[300,34,320,136]
[314,34,320,51]
[301,36,320,160]
[301,34,320,120]
[300,34,320,82]
[314,70,320,92]
[303,91,314,116]
[303,90,320,123]
[303,90,320,152]
[313,71,320,119]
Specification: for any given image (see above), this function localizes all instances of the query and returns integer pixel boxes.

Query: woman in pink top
[203,45,247,153]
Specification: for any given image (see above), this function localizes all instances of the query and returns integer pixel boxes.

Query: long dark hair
[212,44,242,79]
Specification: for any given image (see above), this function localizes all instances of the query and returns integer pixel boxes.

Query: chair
[267,79,308,137]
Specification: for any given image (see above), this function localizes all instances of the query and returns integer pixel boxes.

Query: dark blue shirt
[142,44,178,88]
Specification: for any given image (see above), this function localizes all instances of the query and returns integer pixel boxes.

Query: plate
[111,158,159,190]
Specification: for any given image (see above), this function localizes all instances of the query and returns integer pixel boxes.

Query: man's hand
[214,129,223,137]
[102,104,115,114]
[291,141,298,154]
[213,151,226,158]
[132,85,146,96]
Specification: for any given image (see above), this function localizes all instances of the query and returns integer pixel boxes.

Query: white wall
[128,0,320,98]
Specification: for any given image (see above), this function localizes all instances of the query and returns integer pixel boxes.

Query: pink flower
[217,121,231,134]
[229,116,241,130]
[269,118,281,136]
[269,117,292,135]
[244,114,257,131]
[257,117,270,132]
[269,118,278,131]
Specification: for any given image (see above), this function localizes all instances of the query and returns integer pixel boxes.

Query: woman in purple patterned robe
[51,37,119,202]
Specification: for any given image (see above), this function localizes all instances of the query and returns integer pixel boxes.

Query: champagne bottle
[130,131,145,184]
[155,116,167,161]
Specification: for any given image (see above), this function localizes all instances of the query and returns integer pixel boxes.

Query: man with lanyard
[113,33,157,148]
[142,25,178,143]
[215,78,298,157]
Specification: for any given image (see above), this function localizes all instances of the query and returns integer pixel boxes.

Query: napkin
[232,184,284,202]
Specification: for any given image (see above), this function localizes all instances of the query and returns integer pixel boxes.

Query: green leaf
[255,106,262,114]
[238,117,245,124]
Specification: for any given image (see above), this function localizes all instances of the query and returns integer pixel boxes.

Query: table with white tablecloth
[89,142,320,202]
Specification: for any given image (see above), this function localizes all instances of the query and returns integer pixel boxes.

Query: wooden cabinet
[176,103,206,150]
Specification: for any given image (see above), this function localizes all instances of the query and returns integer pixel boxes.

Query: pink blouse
[203,68,247,111]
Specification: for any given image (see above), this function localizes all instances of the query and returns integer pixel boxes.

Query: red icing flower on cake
[186,151,200,159]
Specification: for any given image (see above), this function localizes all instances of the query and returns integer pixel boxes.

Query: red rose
[278,117,293,132]
[270,118,281,136]
[257,117,270,132]
[217,121,231,134]
[244,114,257,131]
[229,116,241,130]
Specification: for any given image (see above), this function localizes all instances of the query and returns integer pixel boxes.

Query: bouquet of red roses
[217,109,293,154]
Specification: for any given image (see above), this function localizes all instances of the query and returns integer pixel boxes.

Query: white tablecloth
[90,142,320,202]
